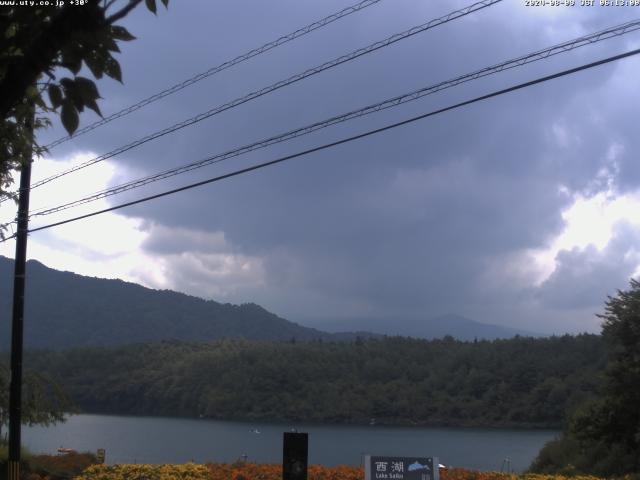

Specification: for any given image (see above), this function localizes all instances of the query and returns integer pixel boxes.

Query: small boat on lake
[57,447,77,455]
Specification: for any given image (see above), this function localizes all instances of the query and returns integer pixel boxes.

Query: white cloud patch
[138,224,266,301]
[0,154,266,303]
[530,182,640,286]
[0,153,158,285]
[535,221,640,310]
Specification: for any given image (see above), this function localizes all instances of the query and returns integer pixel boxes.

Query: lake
[23,414,558,472]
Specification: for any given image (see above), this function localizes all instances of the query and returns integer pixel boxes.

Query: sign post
[283,432,308,480]
[96,449,106,464]
[364,456,439,480]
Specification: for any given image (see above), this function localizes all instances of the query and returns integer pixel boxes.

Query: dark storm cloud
[37,1,640,333]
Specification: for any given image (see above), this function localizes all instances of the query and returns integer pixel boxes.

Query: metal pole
[7,107,34,480]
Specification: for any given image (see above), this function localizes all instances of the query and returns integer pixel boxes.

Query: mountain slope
[0,256,335,350]
[0,256,538,350]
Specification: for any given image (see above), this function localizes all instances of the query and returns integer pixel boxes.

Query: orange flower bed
[206,462,363,480]
[204,464,605,480]
[73,462,609,480]
[442,469,509,480]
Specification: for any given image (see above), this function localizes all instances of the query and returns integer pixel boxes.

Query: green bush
[27,452,98,480]
[530,429,639,477]
[529,437,584,475]
[0,446,97,480]
[0,442,32,480]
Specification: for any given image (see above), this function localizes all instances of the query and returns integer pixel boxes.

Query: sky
[2,0,640,335]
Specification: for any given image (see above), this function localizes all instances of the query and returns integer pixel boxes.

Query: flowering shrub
[74,462,210,480]
[73,463,612,480]
[205,462,362,480]
[441,469,603,480]
[517,474,602,480]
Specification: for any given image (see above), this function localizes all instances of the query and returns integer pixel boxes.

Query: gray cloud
[34,1,640,334]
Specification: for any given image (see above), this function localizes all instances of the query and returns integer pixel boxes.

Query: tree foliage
[0,363,70,443]
[0,0,168,198]
[598,278,640,450]
[26,334,605,429]
[530,279,640,477]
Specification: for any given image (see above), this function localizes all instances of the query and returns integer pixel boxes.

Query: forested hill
[0,256,362,350]
[26,334,606,428]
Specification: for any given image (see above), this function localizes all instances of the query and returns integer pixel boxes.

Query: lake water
[23,414,558,472]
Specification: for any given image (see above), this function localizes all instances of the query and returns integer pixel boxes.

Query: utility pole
[7,104,34,480]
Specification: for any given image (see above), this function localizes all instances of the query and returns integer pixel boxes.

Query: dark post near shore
[283,432,308,480]
[7,106,34,480]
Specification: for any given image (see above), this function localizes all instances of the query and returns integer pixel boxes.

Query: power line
[26,18,640,219]
[7,47,637,241]
[23,0,503,193]
[43,0,386,150]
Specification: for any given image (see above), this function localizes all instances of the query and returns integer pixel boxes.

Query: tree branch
[106,0,144,24]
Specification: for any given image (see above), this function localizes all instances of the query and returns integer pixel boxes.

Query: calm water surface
[23,414,558,472]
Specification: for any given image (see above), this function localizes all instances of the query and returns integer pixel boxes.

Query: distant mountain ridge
[0,256,537,350]
[303,313,539,341]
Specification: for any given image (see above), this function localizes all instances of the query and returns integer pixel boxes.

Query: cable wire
[6,47,637,241]
[43,0,386,150]
[24,0,503,193]
[26,18,640,219]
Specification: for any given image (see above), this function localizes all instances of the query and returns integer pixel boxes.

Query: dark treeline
[25,334,605,428]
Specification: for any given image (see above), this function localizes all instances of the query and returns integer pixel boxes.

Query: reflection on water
[23,414,558,472]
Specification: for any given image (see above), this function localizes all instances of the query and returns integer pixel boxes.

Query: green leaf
[103,38,120,53]
[60,47,82,75]
[84,51,104,79]
[59,77,82,109]
[85,99,102,117]
[25,84,39,99]
[94,28,121,53]
[33,93,47,111]
[73,77,102,117]
[160,0,169,7]
[145,0,157,14]
[5,23,18,39]
[59,77,74,91]
[103,57,122,83]
[60,101,79,135]
[74,76,100,102]
[111,25,136,42]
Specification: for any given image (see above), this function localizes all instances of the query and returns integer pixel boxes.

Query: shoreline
[58,411,563,431]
